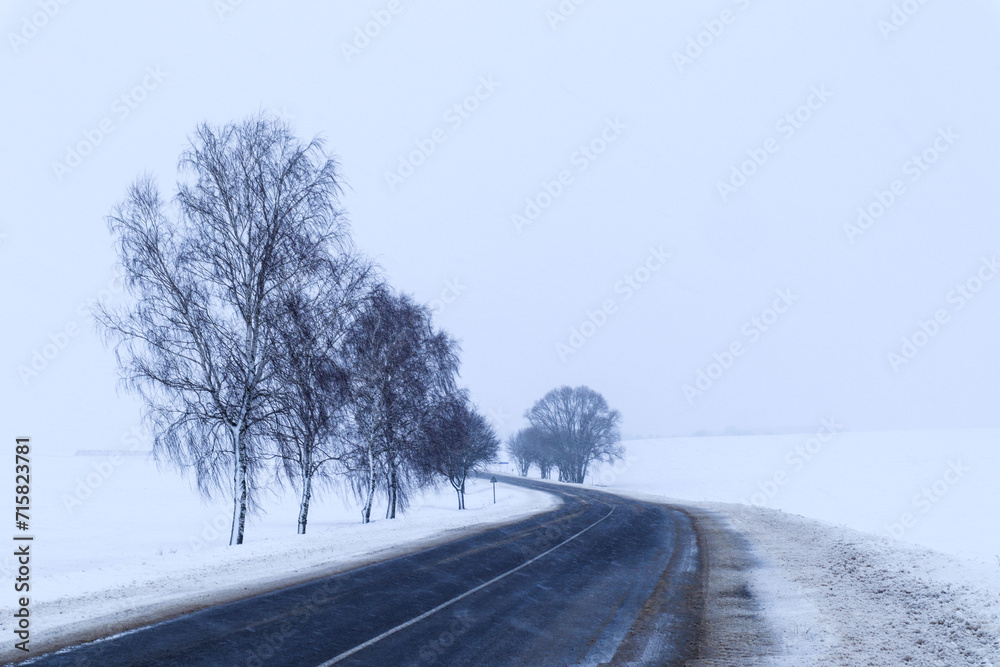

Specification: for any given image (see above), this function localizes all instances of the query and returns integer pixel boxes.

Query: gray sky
[3,0,1000,454]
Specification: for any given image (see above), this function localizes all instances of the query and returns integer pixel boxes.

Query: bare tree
[396,319,462,514]
[506,431,533,477]
[524,386,623,484]
[531,427,558,480]
[507,426,556,478]
[342,288,460,523]
[268,254,374,534]
[96,115,347,544]
[420,393,500,509]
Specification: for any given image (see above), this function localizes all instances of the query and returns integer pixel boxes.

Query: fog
[3,0,999,454]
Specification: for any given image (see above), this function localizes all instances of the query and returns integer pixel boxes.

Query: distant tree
[527,426,557,480]
[96,115,346,544]
[420,393,500,509]
[525,386,623,484]
[506,430,533,476]
[507,426,555,478]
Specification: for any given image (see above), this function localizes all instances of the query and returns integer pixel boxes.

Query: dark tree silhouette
[506,430,533,477]
[524,386,623,484]
[420,393,500,509]
[506,426,556,478]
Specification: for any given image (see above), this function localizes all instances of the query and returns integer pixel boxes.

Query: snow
[707,502,1000,665]
[0,454,558,662]
[586,429,1000,665]
[4,0,1000,661]
[589,428,1000,563]
[9,429,1000,664]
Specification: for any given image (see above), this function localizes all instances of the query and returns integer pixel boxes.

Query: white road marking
[316,507,616,666]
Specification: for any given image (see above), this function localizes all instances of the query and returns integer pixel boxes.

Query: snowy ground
[590,428,1000,564]
[583,429,1000,665]
[1,454,558,661]
[701,501,1000,666]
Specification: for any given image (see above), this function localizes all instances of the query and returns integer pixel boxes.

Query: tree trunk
[384,473,391,519]
[388,466,397,519]
[460,478,465,510]
[230,426,247,545]
[298,473,312,535]
[362,442,376,524]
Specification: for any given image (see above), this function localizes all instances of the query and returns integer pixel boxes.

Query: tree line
[95,115,499,545]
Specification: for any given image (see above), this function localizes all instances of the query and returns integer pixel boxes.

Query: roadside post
[490,476,497,503]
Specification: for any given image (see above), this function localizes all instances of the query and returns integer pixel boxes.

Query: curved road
[24,477,703,666]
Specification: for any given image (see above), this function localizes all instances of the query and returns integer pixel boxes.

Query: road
[22,477,704,666]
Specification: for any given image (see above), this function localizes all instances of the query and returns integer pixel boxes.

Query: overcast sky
[3,0,1000,454]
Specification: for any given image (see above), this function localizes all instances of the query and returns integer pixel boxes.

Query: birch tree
[268,254,374,534]
[420,394,500,509]
[96,115,347,544]
[342,287,459,522]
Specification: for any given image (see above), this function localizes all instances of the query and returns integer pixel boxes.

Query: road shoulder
[716,501,1000,666]
[595,485,1000,666]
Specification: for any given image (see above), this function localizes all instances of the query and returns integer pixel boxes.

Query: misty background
[3,0,1000,456]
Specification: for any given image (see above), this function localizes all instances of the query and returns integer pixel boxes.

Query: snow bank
[584,482,1000,665]
[711,501,1000,666]
[586,430,1000,664]
[1,455,558,661]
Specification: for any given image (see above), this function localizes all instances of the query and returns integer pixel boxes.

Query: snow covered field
[592,428,1000,564]
[0,454,558,660]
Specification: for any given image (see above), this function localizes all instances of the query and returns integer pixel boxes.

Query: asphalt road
[23,477,703,666]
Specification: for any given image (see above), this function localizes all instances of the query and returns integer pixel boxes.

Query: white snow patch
[720,502,1000,666]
